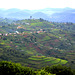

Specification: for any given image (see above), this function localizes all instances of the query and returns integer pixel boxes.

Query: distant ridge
[0,8,75,22]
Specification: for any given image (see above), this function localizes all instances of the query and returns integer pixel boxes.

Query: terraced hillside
[28,56,68,69]
[0,18,75,69]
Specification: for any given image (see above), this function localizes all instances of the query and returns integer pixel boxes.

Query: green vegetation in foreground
[0,61,75,75]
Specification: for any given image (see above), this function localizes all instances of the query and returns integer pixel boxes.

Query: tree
[3,37,7,40]
[30,16,32,19]
[39,18,44,22]
[0,61,35,75]
[44,65,73,75]
[71,61,74,64]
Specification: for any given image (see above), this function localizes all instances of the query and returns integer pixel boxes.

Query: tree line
[0,61,75,75]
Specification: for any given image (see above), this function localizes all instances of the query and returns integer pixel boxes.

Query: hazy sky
[0,0,75,10]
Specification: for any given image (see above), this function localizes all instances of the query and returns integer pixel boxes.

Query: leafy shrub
[0,61,35,75]
[44,65,73,75]
[36,70,55,75]
[0,61,75,75]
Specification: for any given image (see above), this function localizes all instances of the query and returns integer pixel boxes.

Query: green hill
[0,18,75,69]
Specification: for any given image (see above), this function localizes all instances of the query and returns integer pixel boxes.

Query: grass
[29,57,45,61]
[28,56,68,68]
[43,36,51,41]
[32,56,46,58]
[5,45,11,48]
[26,51,34,55]
[44,57,56,62]
[60,59,68,64]
[50,58,60,64]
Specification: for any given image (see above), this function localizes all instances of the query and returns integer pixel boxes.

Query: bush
[0,61,74,75]
[44,65,73,75]
[0,61,35,75]
[36,70,55,75]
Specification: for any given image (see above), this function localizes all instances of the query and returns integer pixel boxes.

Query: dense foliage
[0,61,35,75]
[0,61,75,75]
[44,65,74,75]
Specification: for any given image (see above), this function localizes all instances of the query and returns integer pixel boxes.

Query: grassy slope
[0,19,75,69]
